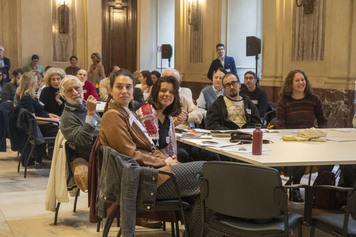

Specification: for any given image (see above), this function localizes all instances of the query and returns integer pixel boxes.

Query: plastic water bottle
[252,124,263,155]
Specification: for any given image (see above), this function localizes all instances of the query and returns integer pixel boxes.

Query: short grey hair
[59,75,82,97]
[0,46,4,51]
[161,68,182,83]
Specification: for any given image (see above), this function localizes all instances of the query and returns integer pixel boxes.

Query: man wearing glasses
[206,72,260,130]
[240,71,269,117]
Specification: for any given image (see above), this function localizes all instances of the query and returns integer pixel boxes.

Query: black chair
[11,107,57,178]
[309,185,356,237]
[200,161,303,237]
[262,109,276,128]
[97,146,191,237]
[0,101,13,151]
[54,142,80,225]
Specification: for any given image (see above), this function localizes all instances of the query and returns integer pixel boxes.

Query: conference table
[178,128,356,167]
[178,128,356,224]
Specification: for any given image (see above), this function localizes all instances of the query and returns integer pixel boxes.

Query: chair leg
[73,188,80,212]
[103,217,115,237]
[175,219,180,237]
[117,228,122,237]
[171,222,175,237]
[310,225,315,237]
[97,221,101,232]
[54,202,61,225]
[298,222,302,237]
[163,221,166,231]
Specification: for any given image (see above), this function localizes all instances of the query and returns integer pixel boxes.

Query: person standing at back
[207,43,237,80]
[87,52,106,87]
[0,46,11,82]
[65,56,81,76]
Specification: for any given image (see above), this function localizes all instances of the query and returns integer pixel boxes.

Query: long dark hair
[147,76,181,117]
[104,69,135,112]
[141,70,153,86]
[280,69,312,97]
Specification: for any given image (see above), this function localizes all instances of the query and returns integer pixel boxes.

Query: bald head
[161,68,181,84]
[76,69,87,82]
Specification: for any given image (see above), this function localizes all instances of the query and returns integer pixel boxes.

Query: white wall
[139,0,174,71]
[226,0,262,80]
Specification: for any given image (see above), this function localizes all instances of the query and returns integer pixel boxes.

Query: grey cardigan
[96,146,158,236]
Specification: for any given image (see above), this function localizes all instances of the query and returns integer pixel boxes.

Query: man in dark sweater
[206,72,260,130]
[207,43,237,80]
[59,75,101,191]
[240,71,269,118]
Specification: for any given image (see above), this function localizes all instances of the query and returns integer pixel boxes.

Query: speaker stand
[255,54,259,76]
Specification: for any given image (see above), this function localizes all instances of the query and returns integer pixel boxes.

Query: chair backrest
[201,161,287,219]
[347,190,356,220]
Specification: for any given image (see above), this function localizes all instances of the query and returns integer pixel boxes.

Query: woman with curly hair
[276,69,327,129]
[276,69,328,202]
[39,68,66,116]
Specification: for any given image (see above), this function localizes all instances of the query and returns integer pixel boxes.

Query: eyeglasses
[244,76,255,80]
[223,81,238,88]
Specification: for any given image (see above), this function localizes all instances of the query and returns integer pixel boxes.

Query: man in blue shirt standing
[207,43,237,80]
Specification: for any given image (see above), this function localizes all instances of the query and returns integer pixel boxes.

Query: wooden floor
[0,142,337,237]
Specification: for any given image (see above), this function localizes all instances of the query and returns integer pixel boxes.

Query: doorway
[102,0,137,73]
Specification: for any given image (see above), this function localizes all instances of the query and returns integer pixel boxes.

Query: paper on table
[176,134,212,139]
[200,140,237,148]
[331,128,356,132]
[221,146,271,154]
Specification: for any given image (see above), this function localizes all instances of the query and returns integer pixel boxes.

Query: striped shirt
[276,94,327,129]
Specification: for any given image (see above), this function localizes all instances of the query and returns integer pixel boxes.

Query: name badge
[252,100,258,105]
[226,69,231,72]
[83,90,87,93]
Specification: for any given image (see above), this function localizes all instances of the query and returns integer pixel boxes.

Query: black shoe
[136,218,162,229]
[291,189,304,202]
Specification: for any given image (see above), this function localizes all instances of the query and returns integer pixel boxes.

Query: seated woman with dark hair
[150,70,161,84]
[40,68,66,116]
[99,69,204,236]
[276,69,328,202]
[18,71,60,137]
[136,76,190,161]
[137,70,154,101]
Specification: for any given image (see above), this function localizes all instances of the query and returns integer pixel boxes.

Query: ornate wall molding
[291,0,326,61]
[52,0,76,62]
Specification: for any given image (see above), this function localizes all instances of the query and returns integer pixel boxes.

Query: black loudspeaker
[246,36,261,56]
[162,44,173,59]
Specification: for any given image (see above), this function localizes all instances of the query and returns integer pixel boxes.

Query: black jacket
[206,95,261,130]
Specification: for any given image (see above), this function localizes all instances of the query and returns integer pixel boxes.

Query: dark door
[102,0,137,73]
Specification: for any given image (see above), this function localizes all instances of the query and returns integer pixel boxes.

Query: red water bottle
[252,124,263,155]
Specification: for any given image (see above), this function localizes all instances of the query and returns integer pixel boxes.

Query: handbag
[230,131,253,144]
[230,131,271,144]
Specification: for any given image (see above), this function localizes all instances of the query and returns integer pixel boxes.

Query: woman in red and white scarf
[136,76,181,157]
